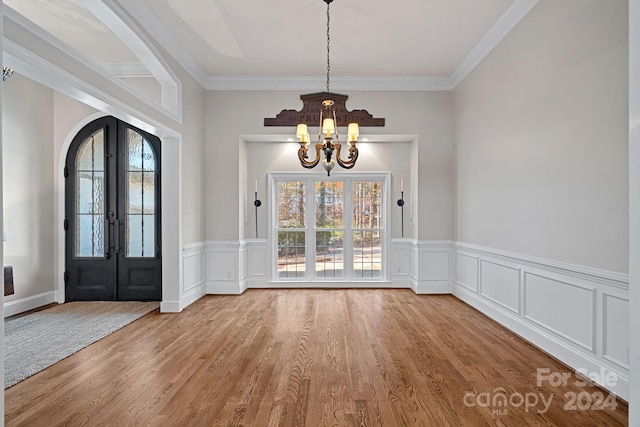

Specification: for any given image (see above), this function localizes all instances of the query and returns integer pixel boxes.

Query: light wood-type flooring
[5,289,628,426]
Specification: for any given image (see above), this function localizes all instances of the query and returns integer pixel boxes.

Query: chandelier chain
[326,0,331,93]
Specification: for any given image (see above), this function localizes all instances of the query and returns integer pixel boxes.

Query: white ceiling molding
[98,62,153,78]
[205,75,453,92]
[450,0,540,88]
[3,40,180,139]
[122,0,209,87]
[80,0,182,121]
[2,6,182,130]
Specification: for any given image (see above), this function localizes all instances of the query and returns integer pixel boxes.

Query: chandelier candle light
[295,0,359,176]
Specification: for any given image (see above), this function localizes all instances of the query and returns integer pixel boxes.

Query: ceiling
[3,0,536,89]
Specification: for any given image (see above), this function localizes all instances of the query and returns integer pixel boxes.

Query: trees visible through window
[274,175,385,281]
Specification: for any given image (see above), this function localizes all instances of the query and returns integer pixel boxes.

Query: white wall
[454,0,628,273]
[119,77,161,106]
[629,0,639,422]
[3,74,55,310]
[205,90,453,242]
[452,0,630,401]
[176,62,205,246]
[245,140,412,240]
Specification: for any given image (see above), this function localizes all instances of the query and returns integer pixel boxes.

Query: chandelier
[295,0,359,176]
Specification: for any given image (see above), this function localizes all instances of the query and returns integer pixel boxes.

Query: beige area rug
[4,301,159,389]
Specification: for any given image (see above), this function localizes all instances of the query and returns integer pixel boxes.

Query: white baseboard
[206,283,246,295]
[4,291,57,318]
[181,283,206,310]
[160,300,181,313]
[392,278,414,288]
[413,282,452,294]
[257,281,402,289]
[248,278,268,288]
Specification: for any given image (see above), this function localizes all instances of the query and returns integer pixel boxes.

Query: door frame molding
[56,112,182,310]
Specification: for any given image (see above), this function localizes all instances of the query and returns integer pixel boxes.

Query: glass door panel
[126,129,157,258]
[315,181,344,278]
[276,181,306,278]
[66,116,162,301]
[75,129,105,257]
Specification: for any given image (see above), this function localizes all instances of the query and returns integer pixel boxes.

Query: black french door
[65,116,162,301]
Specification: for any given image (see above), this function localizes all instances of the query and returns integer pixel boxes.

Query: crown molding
[450,0,539,88]
[205,75,453,91]
[5,0,538,92]
[204,0,538,91]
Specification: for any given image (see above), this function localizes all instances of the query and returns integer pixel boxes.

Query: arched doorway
[64,116,162,301]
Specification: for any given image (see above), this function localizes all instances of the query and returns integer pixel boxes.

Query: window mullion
[344,178,353,281]
[306,177,315,281]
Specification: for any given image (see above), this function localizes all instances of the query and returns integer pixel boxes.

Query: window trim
[268,172,391,284]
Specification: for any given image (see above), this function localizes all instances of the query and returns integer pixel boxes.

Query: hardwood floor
[5,289,628,426]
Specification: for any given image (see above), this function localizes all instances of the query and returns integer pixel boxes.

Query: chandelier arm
[298,143,323,168]
[335,143,359,169]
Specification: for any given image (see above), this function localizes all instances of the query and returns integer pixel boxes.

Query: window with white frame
[272,174,387,281]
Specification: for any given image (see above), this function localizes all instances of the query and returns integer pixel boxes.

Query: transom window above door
[270,173,389,283]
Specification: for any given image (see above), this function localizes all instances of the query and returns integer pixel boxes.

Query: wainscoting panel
[182,243,206,309]
[415,241,452,294]
[453,242,629,400]
[524,272,595,351]
[206,241,245,294]
[602,292,630,369]
[480,260,521,314]
[411,246,419,285]
[454,252,478,292]
[391,239,412,286]
[247,239,268,287]
[239,243,248,291]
